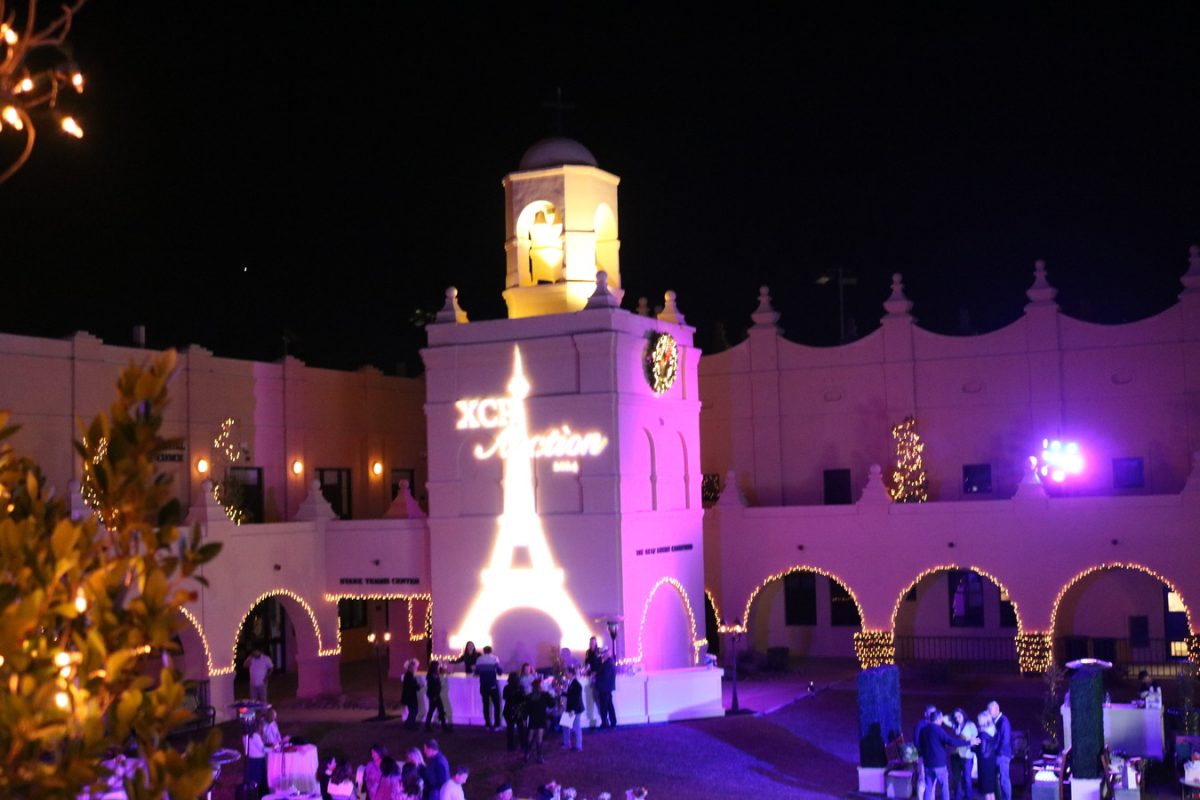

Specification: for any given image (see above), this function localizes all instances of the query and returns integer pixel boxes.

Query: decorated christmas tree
[888,416,928,502]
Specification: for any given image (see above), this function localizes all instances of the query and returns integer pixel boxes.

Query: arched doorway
[892,566,1020,669]
[743,568,863,666]
[232,591,327,703]
[634,578,699,670]
[1051,564,1192,677]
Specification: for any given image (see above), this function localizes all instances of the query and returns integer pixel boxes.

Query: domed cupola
[502,138,622,318]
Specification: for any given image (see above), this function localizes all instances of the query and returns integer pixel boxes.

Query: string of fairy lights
[323,592,433,642]
[888,416,928,503]
[0,1,89,183]
[616,577,707,667]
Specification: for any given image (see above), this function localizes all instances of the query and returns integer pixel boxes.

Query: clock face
[645,333,679,395]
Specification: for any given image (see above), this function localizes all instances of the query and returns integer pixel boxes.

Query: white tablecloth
[266,744,319,794]
[1061,703,1165,759]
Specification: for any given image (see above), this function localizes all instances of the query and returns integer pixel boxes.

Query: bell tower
[502,137,624,318]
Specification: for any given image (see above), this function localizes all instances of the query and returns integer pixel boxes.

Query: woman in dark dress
[502,672,526,752]
[522,678,556,764]
[974,710,999,800]
[401,659,421,730]
[451,641,479,674]
[424,660,449,731]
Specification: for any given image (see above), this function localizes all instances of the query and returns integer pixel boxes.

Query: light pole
[365,630,393,722]
[722,618,750,716]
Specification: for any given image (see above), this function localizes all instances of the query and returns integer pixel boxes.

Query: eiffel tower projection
[448,346,598,650]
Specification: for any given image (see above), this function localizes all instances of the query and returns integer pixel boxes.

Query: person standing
[595,649,617,729]
[502,672,526,752]
[438,765,469,800]
[452,641,480,674]
[243,717,268,796]
[361,744,388,800]
[989,701,1012,800]
[475,646,503,730]
[975,711,1000,800]
[401,660,421,730]
[420,739,450,800]
[523,678,555,763]
[425,661,449,732]
[561,667,585,752]
[918,709,976,800]
[950,708,977,800]
[518,662,536,695]
[243,648,273,704]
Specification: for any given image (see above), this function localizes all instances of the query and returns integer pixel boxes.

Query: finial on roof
[858,464,893,504]
[584,270,620,309]
[657,290,685,324]
[1025,259,1058,308]
[751,285,780,330]
[435,286,469,324]
[1180,245,1200,297]
[636,297,651,317]
[882,273,913,318]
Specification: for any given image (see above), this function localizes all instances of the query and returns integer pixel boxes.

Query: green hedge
[858,665,902,767]
[1069,667,1105,779]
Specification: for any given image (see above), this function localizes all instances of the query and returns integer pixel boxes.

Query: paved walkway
[203,661,1181,800]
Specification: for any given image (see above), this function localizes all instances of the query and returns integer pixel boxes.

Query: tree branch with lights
[0,0,88,183]
[0,351,222,798]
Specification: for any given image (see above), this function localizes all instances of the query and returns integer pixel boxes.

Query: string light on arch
[215,589,340,674]
[1048,562,1194,635]
[178,606,215,677]
[737,565,865,638]
[890,564,1024,635]
[704,589,724,631]
[325,592,433,642]
[1015,632,1054,673]
[614,575,705,671]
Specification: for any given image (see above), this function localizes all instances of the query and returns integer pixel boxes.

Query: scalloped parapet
[1025,259,1059,309]
[657,290,686,325]
[435,286,469,324]
[751,285,780,330]
[882,273,913,319]
[584,270,620,310]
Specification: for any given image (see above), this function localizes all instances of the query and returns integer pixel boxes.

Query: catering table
[1061,703,1165,759]
[266,743,319,794]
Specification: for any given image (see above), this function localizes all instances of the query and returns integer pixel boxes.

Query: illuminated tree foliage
[888,416,928,503]
[0,351,222,799]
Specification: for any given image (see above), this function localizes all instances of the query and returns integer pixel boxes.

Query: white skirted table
[1060,703,1164,759]
[266,743,319,795]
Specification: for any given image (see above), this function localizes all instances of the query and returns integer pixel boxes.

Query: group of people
[336,739,467,800]
[397,638,619,764]
[914,701,1013,800]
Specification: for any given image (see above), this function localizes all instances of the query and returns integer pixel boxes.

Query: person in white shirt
[244,719,268,793]
[950,707,978,800]
[439,765,469,800]
[260,707,283,748]
[243,648,273,703]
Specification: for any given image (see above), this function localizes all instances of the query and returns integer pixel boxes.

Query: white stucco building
[0,137,1196,720]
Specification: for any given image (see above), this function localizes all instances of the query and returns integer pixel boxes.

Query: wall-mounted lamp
[291,459,304,476]
[196,457,210,475]
[371,460,383,477]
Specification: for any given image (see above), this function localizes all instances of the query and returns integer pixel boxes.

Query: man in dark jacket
[919,710,977,800]
[989,701,1013,800]
[420,739,450,800]
[561,667,585,751]
[475,646,503,730]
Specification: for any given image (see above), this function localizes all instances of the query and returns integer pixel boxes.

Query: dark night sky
[1,4,1197,374]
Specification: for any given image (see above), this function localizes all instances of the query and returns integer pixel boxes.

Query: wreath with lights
[644,332,679,395]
